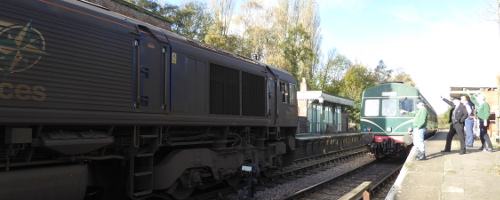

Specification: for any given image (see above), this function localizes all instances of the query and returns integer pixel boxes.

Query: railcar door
[133,25,167,113]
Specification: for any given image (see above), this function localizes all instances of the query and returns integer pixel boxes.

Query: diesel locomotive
[360,83,437,158]
[0,0,298,199]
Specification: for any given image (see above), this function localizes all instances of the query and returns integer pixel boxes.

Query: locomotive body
[360,83,437,158]
[0,0,298,199]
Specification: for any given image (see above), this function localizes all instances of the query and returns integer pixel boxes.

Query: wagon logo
[0,20,46,74]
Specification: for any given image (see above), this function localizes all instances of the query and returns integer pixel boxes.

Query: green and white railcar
[360,83,437,158]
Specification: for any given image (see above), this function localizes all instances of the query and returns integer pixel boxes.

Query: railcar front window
[400,99,414,115]
[364,99,379,116]
[382,99,397,116]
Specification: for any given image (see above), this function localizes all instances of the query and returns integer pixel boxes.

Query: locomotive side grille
[242,72,265,117]
[210,64,240,115]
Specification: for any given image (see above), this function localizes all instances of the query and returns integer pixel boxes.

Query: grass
[405,162,412,169]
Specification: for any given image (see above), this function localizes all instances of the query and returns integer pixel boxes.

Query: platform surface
[387,131,500,200]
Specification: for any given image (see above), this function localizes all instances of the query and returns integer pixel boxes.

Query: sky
[318,0,500,114]
[161,0,500,114]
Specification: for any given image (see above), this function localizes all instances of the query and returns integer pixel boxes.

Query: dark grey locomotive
[0,0,298,199]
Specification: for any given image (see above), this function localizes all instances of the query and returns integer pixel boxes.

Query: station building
[297,78,354,135]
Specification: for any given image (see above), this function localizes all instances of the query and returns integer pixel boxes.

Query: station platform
[387,131,500,200]
[296,132,361,139]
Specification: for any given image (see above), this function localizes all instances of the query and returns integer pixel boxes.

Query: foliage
[171,1,213,41]
[338,64,377,123]
[258,0,322,82]
[205,24,241,52]
[439,107,452,128]
[373,60,393,84]
[126,0,177,20]
[236,0,270,58]
[204,0,238,50]
[124,0,213,42]
[281,24,315,81]
[388,67,416,86]
[313,48,351,93]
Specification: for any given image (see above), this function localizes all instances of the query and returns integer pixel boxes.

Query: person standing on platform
[461,95,475,147]
[401,100,428,160]
[440,97,468,154]
[469,94,494,152]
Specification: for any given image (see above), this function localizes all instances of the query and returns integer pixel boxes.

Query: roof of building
[297,91,354,107]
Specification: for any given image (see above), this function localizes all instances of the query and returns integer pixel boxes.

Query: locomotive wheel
[167,180,195,200]
[225,174,243,187]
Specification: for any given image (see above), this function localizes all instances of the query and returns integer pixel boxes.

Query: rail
[280,158,404,200]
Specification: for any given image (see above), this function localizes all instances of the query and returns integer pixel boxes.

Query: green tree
[338,64,377,123]
[129,0,177,19]
[314,48,351,93]
[171,1,213,41]
[295,0,322,80]
[388,67,416,86]
[373,60,392,84]
[439,107,451,128]
[281,24,314,81]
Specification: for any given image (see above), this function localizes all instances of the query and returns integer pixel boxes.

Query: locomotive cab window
[400,98,414,115]
[289,84,297,105]
[381,99,397,116]
[281,82,289,104]
[364,99,379,116]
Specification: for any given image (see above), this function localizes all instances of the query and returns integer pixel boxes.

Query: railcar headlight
[408,127,413,132]
[367,127,372,132]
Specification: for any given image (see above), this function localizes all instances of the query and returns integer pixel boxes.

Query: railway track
[225,148,374,200]
[275,146,368,179]
[143,145,369,200]
[281,156,405,200]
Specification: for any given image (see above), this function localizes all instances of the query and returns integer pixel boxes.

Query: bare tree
[479,0,500,36]
[204,0,238,51]
[209,0,235,36]
[236,0,271,58]
[259,0,321,81]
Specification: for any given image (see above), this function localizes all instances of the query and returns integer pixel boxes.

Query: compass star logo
[0,20,46,74]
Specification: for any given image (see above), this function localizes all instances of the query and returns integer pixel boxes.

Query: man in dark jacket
[441,97,468,154]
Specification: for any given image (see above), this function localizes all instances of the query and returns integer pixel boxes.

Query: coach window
[400,99,414,115]
[382,99,397,116]
[364,99,379,116]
